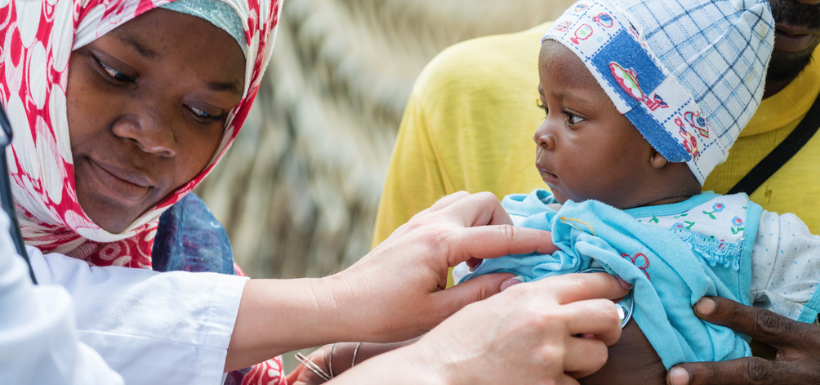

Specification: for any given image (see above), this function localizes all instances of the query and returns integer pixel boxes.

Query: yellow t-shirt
[373,22,820,285]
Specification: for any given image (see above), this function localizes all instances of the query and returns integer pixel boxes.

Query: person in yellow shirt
[373,0,820,384]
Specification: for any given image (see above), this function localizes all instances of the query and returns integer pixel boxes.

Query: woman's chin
[75,190,142,234]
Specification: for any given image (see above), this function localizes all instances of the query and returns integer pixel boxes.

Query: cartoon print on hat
[593,12,614,28]
[685,111,711,138]
[571,24,594,44]
[610,62,644,100]
[677,118,700,159]
[556,21,572,32]
[646,94,669,111]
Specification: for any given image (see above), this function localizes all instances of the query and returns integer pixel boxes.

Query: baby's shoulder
[635,193,757,270]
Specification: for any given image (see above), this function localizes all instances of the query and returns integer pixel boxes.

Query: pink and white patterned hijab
[1,0,282,268]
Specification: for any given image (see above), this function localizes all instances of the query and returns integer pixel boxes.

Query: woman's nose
[533,122,557,150]
[112,109,179,157]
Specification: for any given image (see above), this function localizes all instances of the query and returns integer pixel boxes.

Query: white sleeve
[750,211,820,322]
[28,245,249,385]
[0,219,123,384]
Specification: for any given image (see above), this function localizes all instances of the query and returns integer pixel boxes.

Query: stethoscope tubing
[0,106,36,284]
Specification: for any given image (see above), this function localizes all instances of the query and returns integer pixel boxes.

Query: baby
[457,0,820,383]
[290,0,820,383]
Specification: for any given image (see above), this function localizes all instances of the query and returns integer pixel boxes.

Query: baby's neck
[638,194,695,208]
[584,185,702,210]
[613,166,703,210]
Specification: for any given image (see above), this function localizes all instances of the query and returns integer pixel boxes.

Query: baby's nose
[533,124,557,150]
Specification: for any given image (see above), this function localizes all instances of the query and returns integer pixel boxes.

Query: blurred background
[197,0,574,282]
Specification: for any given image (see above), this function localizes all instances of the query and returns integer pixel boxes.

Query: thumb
[434,272,515,312]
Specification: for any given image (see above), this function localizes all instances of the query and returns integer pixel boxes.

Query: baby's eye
[97,59,134,83]
[566,112,585,125]
[536,98,549,118]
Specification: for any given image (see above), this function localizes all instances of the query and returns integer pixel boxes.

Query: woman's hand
[287,346,332,385]
[227,192,557,371]
[327,191,558,342]
[329,273,629,385]
[666,296,820,385]
[287,341,414,385]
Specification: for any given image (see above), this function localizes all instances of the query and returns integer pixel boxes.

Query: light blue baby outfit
[458,190,820,369]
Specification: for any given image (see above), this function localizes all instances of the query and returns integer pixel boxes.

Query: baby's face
[534,41,658,209]
[66,9,246,233]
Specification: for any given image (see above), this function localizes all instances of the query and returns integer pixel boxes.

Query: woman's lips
[86,159,152,203]
[775,25,820,53]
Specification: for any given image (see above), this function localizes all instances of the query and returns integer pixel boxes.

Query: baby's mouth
[538,166,559,182]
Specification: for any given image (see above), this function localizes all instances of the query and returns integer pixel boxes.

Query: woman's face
[67,8,245,233]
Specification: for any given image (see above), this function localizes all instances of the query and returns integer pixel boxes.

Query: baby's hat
[543,0,774,184]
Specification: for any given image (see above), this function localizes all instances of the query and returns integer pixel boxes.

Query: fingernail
[617,277,633,290]
[500,277,523,291]
[667,366,690,385]
[695,297,716,315]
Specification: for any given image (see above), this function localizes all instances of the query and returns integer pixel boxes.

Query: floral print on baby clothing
[635,193,751,270]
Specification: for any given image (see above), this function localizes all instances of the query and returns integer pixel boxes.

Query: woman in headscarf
[0,2,633,385]
[2,0,284,382]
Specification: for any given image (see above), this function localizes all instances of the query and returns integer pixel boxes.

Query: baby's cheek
[578,320,667,385]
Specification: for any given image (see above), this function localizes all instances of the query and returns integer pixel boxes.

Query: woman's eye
[97,59,134,83]
[566,112,585,125]
[187,106,223,123]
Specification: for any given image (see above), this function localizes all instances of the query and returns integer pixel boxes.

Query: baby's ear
[650,150,668,169]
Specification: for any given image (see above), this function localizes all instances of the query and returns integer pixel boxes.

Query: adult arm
[227,191,558,370]
[29,192,557,378]
[329,273,627,385]
[666,296,820,385]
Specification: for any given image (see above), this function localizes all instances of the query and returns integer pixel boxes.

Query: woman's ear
[650,150,668,169]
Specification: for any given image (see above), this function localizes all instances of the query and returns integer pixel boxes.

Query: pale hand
[328,191,559,343]
[227,192,557,370]
[329,273,628,385]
